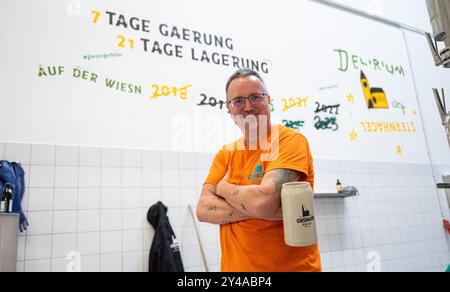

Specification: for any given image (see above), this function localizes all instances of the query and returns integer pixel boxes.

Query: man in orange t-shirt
[196,69,322,272]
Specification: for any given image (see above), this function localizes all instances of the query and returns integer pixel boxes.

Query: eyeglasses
[227,93,268,109]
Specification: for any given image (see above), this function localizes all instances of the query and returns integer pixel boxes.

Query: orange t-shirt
[204,125,322,272]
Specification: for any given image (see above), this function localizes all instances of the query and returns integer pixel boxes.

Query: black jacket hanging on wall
[147,201,184,272]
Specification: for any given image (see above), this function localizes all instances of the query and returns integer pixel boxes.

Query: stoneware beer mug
[281,182,318,247]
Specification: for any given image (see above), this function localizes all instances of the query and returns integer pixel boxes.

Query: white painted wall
[330,0,432,32]
[0,0,432,164]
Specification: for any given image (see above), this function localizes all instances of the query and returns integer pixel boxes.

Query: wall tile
[142,150,161,168]
[24,259,51,272]
[161,151,178,169]
[122,149,142,168]
[30,144,55,165]
[28,189,54,211]
[77,210,100,232]
[122,188,142,209]
[54,188,78,210]
[77,232,100,256]
[29,166,55,188]
[26,211,53,235]
[179,152,196,169]
[79,147,101,167]
[25,235,52,260]
[101,148,122,167]
[5,143,31,164]
[54,166,78,188]
[100,231,122,254]
[55,146,79,166]
[80,255,100,272]
[78,188,101,210]
[100,253,122,272]
[123,208,143,230]
[101,167,122,188]
[161,169,179,188]
[52,233,77,258]
[78,167,101,188]
[53,211,77,233]
[101,209,122,231]
[123,168,142,188]
[123,230,144,252]
[123,251,144,272]
[142,169,161,187]
[101,188,122,209]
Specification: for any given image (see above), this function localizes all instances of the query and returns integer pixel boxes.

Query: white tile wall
[24,259,51,272]
[55,145,78,166]
[100,231,122,254]
[4,143,31,164]
[28,189,54,211]
[54,167,78,188]
[77,232,100,256]
[29,166,54,188]
[30,145,55,165]
[54,188,78,210]
[122,149,142,168]
[123,251,144,272]
[78,188,101,210]
[142,150,161,168]
[77,210,100,232]
[51,257,71,272]
[52,233,77,258]
[79,147,101,167]
[100,253,122,272]
[81,255,100,272]
[3,142,449,272]
[315,159,450,272]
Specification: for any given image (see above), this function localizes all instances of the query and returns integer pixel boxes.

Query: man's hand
[261,207,283,222]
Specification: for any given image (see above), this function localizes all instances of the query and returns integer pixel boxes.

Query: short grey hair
[225,69,267,95]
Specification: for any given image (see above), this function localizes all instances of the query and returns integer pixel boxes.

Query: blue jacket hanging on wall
[147,201,184,272]
[0,160,29,232]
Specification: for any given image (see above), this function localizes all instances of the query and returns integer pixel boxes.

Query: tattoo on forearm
[240,204,247,213]
[232,190,240,197]
[228,211,235,217]
[271,169,301,191]
[207,206,218,212]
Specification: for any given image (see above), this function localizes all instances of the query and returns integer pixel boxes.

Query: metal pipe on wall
[425,0,450,149]
[426,0,450,68]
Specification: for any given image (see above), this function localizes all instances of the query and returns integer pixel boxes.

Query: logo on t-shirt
[247,164,265,180]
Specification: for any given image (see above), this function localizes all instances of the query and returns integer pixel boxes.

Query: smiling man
[196,69,322,272]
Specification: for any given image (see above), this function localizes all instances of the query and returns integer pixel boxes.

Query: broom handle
[188,205,210,272]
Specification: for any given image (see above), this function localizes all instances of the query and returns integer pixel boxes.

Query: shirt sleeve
[203,148,229,186]
[265,130,312,181]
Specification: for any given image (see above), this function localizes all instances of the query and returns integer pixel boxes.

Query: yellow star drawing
[412,110,417,116]
[396,145,402,155]
[347,94,355,104]
[349,130,358,141]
